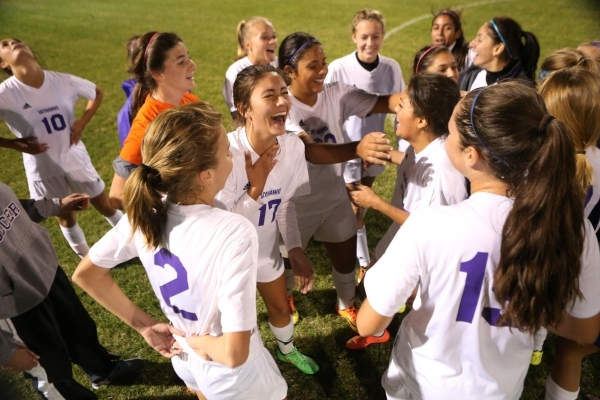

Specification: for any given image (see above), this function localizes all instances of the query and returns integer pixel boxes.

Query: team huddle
[1,6,600,400]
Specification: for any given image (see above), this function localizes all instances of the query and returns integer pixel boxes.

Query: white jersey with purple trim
[375,137,468,258]
[366,192,600,399]
[285,82,378,215]
[325,52,404,142]
[215,127,310,271]
[88,203,261,351]
[584,146,600,240]
[222,56,279,113]
[0,71,96,180]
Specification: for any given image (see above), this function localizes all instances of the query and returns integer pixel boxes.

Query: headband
[538,115,555,133]
[470,88,513,168]
[416,46,441,73]
[489,20,512,58]
[288,37,318,64]
[538,69,551,82]
[144,32,161,64]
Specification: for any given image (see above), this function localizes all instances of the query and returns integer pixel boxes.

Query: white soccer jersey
[375,138,468,258]
[215,128,310,275]
[366,192,600,399]
[222,57,279,112]
[0,71,96,180]
[285,82,378,215]
[584,146,600,240]
[88,204,260,351]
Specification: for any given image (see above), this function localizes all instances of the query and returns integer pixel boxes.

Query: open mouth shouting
[271,111,287,125]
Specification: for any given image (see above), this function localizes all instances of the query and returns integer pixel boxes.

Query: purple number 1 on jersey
[456,252,504,326]
[154,248,198,321]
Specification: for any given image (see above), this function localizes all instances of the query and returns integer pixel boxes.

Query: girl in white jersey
[73,102,287,400]
[325,9,405,274]
[215,64,319,375]
[357,81,600,399]
[348,73,466,350]
[222,17,278,119]
[278,32,403,331]
[0,38,123,257]
[430,9,470,72]
[537,69,600,400]
[412,45,459,82]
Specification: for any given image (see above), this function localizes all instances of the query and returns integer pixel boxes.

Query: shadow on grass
[107,360,186,388]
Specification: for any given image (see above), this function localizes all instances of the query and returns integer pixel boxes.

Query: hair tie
[538,115,555,133]
[489,19,513,58]
[288,37,318,65]
[470,88,513,168]
[144,32,161,64]
[416,45,441,73]
[141,163,157,174]
[538,69,551,82]
[576,150,587,155]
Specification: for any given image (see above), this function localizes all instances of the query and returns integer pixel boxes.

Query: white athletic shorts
[382,357,419,400]
[280,199,357,258]
[257,255,284,284]
[171,330,287,400]
[28,165,106,200]
[343,159,385,184]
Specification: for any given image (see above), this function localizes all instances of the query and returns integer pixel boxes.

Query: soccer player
[222,17,278,119]
[357,81,600,399]
[412,45,459,82]
[430,9,470,72]
[0,37,123,257]
[459,17,540,91]
[325,9,405,277]
[116,35,140,147]
[215,64,318,375]
[73,102,288,400]
[109,31,199,210]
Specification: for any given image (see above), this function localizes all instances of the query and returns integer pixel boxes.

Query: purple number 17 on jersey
[154,248,198,321]
[456,252,504,326]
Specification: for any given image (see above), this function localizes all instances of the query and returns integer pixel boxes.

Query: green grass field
[1,0,600,398]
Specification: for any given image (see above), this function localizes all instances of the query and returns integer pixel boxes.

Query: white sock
[545,376,579,400]
[374,330,385,337]
[60,223,89,258]
[332,269,356,310]
[269,317,294,354]
[105,209,124,227]
[356,226,370,267]
[534,327,548,352]
[284,267,295,297]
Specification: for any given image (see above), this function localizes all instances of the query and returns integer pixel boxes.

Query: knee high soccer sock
[60,223,89,257]
[285,265,295,297]
[332,269,356,310]
[105,209,124,227]
[356,226,370,267]
[545,376,579,400]
[534,327,548,352]
[269,317,294,354]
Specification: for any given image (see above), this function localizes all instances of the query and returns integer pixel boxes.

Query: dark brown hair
[412,45,453,75]
[278,32,321,72]
[129,32,183,118]
[455,82,584,332]
[431,9,469,71]
[124,102,222,249]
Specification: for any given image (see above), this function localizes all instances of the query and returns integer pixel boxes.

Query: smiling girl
[412,45,459,82]
[0,37,123,257]
[459,16,540,91]
[325,9,405,275]
[222,17,278,118]
[430,9,470,72]
[109,31,199,210]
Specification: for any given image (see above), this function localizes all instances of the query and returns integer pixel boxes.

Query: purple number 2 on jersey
[154,248,198,321]
[456,252,505,327]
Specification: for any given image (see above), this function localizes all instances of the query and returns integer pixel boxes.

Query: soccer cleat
[88,358,144,389]
[276,347,319,374]
[346,330,390,350]
[287,295,299,325]
[336,305,358,332]
[357,267,367,285]
[398,304,407,314]
[530,350,543,366]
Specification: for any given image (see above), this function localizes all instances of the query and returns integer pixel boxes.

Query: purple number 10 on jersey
[456,252,505,327]
[154,249,198,321]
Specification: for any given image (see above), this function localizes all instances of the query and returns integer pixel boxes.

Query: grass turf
[1,0,599,398]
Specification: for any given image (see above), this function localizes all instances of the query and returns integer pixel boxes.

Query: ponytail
[520,31,540,81]
[233,17,274,61]
[455,82,584,333]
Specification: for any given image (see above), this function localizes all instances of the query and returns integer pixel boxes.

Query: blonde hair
[539,68,600,196]
[351,9,385,34]
[124,102,223,249]
[235,16,273,61]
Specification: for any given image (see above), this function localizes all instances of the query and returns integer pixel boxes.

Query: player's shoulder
[279,130,306,154]
[225,57,251,79]
[328,52,355,70]
[213,207,257,235]
[378,54,401,68]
